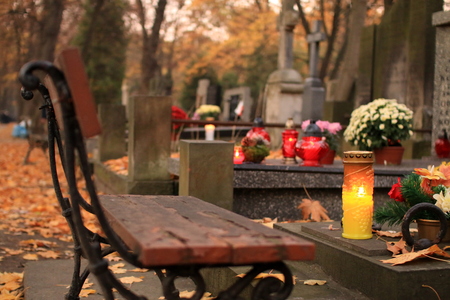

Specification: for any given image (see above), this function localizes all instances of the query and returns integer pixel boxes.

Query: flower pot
[417,219,450,242]
[320,149,336,165]
[373,146,404,165]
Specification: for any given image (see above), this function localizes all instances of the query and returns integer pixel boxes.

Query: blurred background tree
[0,0,396,119]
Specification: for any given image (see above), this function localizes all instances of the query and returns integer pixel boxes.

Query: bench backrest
[45,47,101,138]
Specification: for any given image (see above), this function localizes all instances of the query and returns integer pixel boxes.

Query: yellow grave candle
[342,151,374,239]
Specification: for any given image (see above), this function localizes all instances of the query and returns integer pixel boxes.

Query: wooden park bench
[18,48,315,300]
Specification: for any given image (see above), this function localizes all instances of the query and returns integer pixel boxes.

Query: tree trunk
[35,0,65,61]
[319,0,341,80]
[332,0,367,102]
[138,0,167,94]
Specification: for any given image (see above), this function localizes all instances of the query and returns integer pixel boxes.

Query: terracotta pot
[417,219,450,242]
[320,149,336,165]
[373,146,404,165]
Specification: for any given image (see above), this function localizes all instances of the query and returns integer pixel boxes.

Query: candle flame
[357,186,366,197]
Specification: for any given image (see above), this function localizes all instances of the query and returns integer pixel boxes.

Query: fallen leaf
[236,272,296,284]
[328,224,340,231]
[303,279,327,286]
[37,250,60,259]
[119,276,143,284]
[109,263,127,274]
[2,248,24,256]
[381,244,450,265]
[386,239,409,256]
[298,199,331,222]
[23,253,38,261]
[376,230,402,238]
[129,268,149,273]
[79,289,96,297]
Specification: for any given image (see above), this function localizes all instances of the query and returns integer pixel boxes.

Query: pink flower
[301,120,311,131]
[315,120,330,131]
[301,120,342,135]
[327,122,342,135]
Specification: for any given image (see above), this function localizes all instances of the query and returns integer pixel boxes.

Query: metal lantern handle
[401,202,448,250]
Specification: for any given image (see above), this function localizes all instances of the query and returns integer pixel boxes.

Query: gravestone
[195,79,210,108]
[264,0,303,148]
[432,10,450,154]
[222,87,253,122]
[179,140,234,210]
[356,0,441,134]
[302,20,326,121]
[97,103,127,162]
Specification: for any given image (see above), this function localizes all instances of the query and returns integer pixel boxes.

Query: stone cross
[277,0,299,70]
[306,20,326,79]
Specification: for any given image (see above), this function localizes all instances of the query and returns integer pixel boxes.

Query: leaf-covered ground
[0,124,93,299]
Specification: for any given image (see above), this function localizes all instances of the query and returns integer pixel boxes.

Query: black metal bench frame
[19,60,303,300]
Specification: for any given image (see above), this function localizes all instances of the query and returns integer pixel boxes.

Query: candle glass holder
[342,151,374,239]
[233,146,245,164]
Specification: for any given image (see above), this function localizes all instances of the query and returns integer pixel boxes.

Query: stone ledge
[276,222,450,300]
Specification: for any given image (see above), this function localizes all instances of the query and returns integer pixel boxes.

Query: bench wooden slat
[100,194,315,267]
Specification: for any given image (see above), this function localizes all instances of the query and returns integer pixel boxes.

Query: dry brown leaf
[386,239,409,256]
[109,263,127,274]
[79,289,96,297]
[303,279,327,286]
[119,276,144,284]
[375,230,402,238]
[236,273,296,284]
[37,250,60,259]
[2,248,24,256]
[129,268,149,273]
[381,244,450,265]
[297,199,330,222]
[22,253,38,261]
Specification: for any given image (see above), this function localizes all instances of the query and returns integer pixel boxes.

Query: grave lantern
[246,117,271,143]
[281,118,298,164]
[204,124,215,140]
[233,146,245,164]
[341,151,374,240]
[295,120,328,167]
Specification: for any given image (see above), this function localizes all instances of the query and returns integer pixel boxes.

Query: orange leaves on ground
[103,156,128,176]
[0,272,23,299]
[381,244,450,266]
[0,139,100,244]
[298,199,331,222]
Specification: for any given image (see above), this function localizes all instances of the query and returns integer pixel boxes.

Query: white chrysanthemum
[433,190,450,213]
[379,124,385,130]
[398,124,404,129]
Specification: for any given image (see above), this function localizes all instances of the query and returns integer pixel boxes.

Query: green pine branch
[374,201,409,226]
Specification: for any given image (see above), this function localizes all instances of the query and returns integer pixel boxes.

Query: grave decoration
[302,119,342,164]
[434,129,450,158]
[374,162,450,230]
[295,120,329,167]
[233,146,245,164]
[193,104,221,120]
[281,118,298,164]
[341,151,374,240]
[343,99,413,165]
[241,118,270,163]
